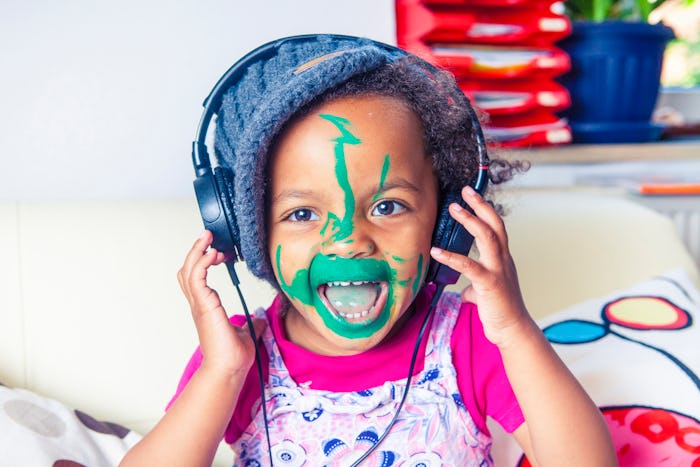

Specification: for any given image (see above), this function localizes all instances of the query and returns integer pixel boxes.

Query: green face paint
[412,254,425,297]
[275,244,315,305]
[392,254,425,293]
[275,245,428,340]
[273,113,428,342]
[372,154,391,202]
[318,113,360,244]
[275,246,395,339]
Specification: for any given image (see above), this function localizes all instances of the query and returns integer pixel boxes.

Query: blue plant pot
[558,21,674,143]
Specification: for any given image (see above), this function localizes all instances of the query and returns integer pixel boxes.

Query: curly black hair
[279,55,528,199]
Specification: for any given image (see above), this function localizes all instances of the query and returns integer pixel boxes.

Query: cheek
[274,245,304,281]
[384,230,433,303]
[388,227,433,270]
[270,236,324,301]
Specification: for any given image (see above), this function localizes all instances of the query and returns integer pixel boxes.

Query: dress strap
[423,291,463,367]
[256,306,292,382]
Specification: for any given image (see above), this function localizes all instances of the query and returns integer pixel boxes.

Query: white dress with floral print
[231,292,493,466]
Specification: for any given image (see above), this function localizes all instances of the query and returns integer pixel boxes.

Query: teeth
[327,280,370,287]
[323,281,379,321]
[334,305,375,319]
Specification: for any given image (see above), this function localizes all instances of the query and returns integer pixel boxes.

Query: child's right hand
[177,230,266,379]
[120,231,266,467]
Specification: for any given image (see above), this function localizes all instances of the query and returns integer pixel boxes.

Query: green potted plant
[565,0,678,22]
[557,0,682,143]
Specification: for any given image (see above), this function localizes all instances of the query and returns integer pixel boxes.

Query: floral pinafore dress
[232,292,493,466]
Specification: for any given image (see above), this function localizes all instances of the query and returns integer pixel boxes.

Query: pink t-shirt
[169,286,524,444]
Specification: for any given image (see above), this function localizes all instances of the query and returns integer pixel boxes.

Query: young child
[121,35,616,466]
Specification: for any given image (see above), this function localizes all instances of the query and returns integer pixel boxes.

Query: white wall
[0,0,395,201]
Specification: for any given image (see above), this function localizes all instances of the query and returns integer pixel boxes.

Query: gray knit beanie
[213,35,414,285]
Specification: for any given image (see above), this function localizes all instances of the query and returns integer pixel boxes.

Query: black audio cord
[227,258,445,467]
[349,283,445,467]
[225,261,274,467]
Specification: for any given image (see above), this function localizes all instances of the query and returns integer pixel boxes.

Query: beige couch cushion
[0,203,23,388]
[1,199,275,437]
[0,190,697,465]
[501,190,699,319]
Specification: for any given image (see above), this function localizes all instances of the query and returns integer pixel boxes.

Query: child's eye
[372,200,407,217]
[286,208,319,222]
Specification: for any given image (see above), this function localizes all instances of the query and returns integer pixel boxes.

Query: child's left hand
[430,186,532,348]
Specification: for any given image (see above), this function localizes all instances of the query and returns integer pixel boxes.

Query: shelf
[496,140,700,193]
[496,140,700,165]
[493,141,700,269]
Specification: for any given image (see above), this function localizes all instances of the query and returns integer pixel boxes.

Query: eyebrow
[270,177,422,206]
[372,177,422,195]
[270,189,316,206]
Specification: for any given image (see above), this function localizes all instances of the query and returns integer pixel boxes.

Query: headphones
[190,35,490,465]
[191,34,490,288]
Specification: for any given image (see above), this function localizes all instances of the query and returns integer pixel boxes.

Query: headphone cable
[225,261,275,467]
[349,283,445,467]
[226,258,444,467]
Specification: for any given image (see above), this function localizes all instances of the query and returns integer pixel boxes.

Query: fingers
[430,245,486,279]
[430,185,516,287]
[452,186,508,252]
[176,233,266,375]
[177,230,226,313]
[431,186,507,273]
[179,231,210,282]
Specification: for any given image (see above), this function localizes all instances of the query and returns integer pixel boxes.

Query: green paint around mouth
[272,115,427,342]
[275,246,395,339]
[275,245,428,342]
[275,244,314,306]
[312,257,395,342]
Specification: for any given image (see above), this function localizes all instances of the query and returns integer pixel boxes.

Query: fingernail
[430,247,443,258]
[449,202,464,212]
[463,185,476,196]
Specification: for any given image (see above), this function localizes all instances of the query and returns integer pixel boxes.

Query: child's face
[268,94,438,356]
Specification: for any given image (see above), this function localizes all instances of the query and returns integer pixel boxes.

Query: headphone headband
[191,34,489,286]
[193,35,406,175]
[193,34,489,182]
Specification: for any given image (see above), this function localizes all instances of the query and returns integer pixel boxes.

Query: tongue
[325,283,379,316]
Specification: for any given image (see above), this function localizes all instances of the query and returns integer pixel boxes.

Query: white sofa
[2,190,698,465]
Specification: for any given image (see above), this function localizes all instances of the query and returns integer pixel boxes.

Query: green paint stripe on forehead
[372,154,391,202]
[319,113,361,145]
[318,113,361,243]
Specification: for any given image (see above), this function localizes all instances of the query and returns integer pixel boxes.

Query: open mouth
[318,280,389,324]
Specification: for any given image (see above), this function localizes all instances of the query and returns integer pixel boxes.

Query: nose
[320,219,376,259]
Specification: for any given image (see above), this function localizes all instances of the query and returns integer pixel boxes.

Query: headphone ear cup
[426,194,456,284]
[427,191,476,286]
[212,166,242,261]
[432,194,456,251]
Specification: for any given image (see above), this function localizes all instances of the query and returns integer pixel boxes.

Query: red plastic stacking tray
[460,79,570,114]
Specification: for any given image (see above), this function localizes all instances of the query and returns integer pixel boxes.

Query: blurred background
[656,1,700,87]
[0,0,395,201]
[1,0,698,201]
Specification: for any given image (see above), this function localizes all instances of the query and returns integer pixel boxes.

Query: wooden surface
[496,140,700,165]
